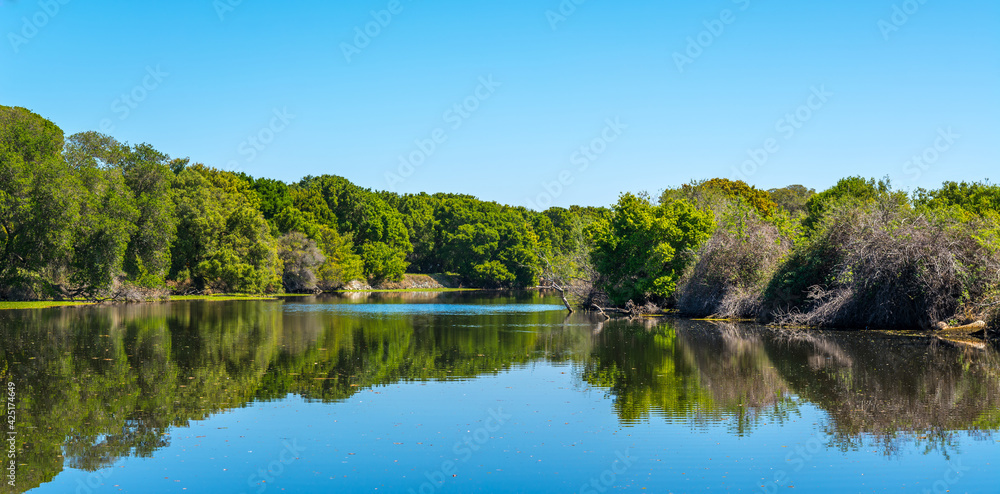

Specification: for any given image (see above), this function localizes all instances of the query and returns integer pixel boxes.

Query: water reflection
[763,328,1000,455]
[1,293,998,492]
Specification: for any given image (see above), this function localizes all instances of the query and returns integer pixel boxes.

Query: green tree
[588,194,715,305]
[247,175,293,222]
[384,192,439,272]
[274,206,322,238]
[313,225,364,290]
[360,242,409,284]
[542,207,576,255]
[170,165,282,293]
[295,175,411,282]
[64,136,139,298]
[914,181,1000,219]
[767,185,816,217]
[119,143,177,285]
[662,178,778,218]
[0,106,81,299]
[537,206,606,307]
[434,196,542,288]
[271,205,364,289]
[64,132,177,287]
[803,176,907,230]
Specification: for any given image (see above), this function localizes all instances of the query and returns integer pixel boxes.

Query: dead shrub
[677,207,791,318]
[775,200,1000,329]
[110,282,169,303]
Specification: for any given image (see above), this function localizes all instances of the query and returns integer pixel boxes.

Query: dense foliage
[0,106,594,299]
[587,193,715,305]
[2,105,998,329]
[661,178,779,219]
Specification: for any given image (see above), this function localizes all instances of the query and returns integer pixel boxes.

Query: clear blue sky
[2,0,997,209]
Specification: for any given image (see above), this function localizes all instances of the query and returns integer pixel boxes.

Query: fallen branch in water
[935,320,987,332]
[589,303,638,319]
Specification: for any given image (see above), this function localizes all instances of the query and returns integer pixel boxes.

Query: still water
[1,292,999,493]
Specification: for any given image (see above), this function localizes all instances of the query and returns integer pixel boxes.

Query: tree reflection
[1,294,999,492]
[580,319,796,434]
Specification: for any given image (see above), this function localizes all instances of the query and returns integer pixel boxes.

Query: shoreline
[0,289,482,311]
[0,296,992,339]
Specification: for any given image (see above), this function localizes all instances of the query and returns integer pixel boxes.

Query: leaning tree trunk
[549,283,573,314]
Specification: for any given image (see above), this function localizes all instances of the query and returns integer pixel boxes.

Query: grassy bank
[0,290,471,311]
[0,293,302,310]
[0,301,95,311]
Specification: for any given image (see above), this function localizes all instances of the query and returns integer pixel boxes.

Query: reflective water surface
[1,292,999,493]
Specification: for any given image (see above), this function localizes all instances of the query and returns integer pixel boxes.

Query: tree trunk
[550,283,573,313]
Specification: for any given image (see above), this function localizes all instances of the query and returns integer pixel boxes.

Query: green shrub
[802,176,907,231]
[914,181,1000,219]
[588,194,715,306]
[662,178,778,218]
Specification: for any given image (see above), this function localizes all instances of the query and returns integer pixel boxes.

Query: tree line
[3,105,999,329]
[0,106,602,300]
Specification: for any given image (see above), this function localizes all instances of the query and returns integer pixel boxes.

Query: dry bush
[777,200,1000,329]
[676,208,791,318]
[110,282,169,303]
[166,277,197,295]
[0,283,40,301]
[278,232,325,293]
[982,295,1000,333]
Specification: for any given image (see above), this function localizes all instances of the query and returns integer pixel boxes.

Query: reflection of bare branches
[671,321,1000,455]
[770,329,1000,456]
[774,329,853,369]
[718,324,757,352]
[675,321,793,424]
[592,320,604,336]
[636,315,665,330]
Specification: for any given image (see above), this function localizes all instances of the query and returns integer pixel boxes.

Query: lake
[2,292,999,493]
